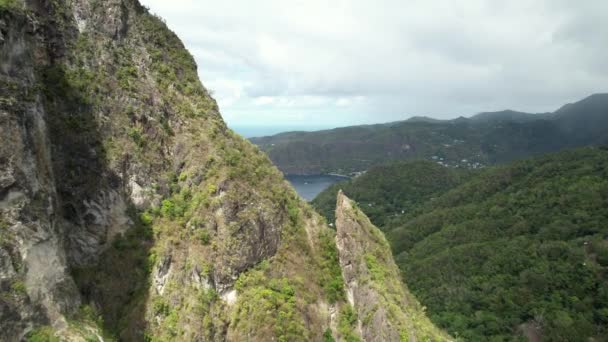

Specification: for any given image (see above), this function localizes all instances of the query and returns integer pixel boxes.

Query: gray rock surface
[335,190,451,342]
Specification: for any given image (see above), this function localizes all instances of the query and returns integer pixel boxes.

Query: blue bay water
[230,125,334,138]
[230,125,348,200]
[285,174,349,201]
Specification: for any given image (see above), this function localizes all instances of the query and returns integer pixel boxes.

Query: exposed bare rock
[153,255,172,295]
[0,5,81,339]
[335,190,451,341]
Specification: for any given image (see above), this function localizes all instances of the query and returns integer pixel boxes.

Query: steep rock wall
[335,190,450,341]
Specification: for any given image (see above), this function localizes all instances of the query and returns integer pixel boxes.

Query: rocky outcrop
[0,1,449,341]
[0,0,342,340]
[335,190,450,341]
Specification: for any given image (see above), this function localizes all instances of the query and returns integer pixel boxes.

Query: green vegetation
[336,194,449,341]
[394,147,608,340]
[117,64,138,92]
[138,11,211,107]
[233,261,307,341]
[127,127,146,148]
[313,160,472,225]
[319,147,608,340]
[10,280,26,295]
[0,0,19,10]
[63,305,116,342]
[152,298,171,317]
[196,229,211,245]
[0,217,11,248]
[322,328,336,342]
[318,231,345,303]
[364,254,385,283]
[337,306,360,342]
[26,327,60,342]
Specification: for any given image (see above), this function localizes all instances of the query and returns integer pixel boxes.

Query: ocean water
[230,125,333,138]
[229,125,348,200]
[285,174,349,201]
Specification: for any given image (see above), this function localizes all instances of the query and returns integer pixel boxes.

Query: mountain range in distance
[250,93,608,175]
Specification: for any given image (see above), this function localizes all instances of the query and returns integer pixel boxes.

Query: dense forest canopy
[313,147,608,340]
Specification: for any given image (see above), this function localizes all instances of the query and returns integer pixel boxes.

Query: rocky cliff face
[0,1,445,341]
[335,191,450,341]
[1,1,83,338]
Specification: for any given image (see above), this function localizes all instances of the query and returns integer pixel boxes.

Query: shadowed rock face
[335,190,450,342]
[0,4,81,339]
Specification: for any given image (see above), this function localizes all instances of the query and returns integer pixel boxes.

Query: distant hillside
[251,94,608,174]
[553,93,608,145]
[314,147,608,340]
[405,116,445,123]
[470,109,553,123]
[312,160,473,226]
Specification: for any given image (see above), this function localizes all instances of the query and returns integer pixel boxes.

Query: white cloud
[140,0,608,127]
[253,96,276,106]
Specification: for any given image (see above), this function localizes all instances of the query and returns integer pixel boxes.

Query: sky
[139,0,608,130]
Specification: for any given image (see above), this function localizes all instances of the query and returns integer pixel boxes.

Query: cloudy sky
[140,0,607,130]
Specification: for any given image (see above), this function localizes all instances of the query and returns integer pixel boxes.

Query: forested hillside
[314,147,608,340]
[312,161,473,226]
[252,94,608,175]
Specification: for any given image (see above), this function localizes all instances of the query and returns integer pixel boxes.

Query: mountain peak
[334,191,451,341]
[556,93,608,112]
[405,116,443,123]
[586,93,608,100]
[470,109,552,123]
